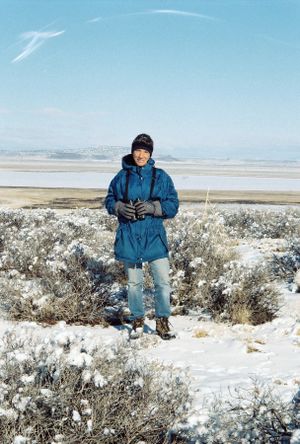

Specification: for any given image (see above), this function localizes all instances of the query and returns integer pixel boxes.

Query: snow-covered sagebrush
[210,261,281,325]
[0,208,283,325]
[166,209,236,310]
[191,382,300,443]
[295,269,300,292]
[166,209,281,324]
[272,238,300,283]
[0,206,299,443]
[220,208,300,239]
[0,326,190,443]
[0,209,124,324]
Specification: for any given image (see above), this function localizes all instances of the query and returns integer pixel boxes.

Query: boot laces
[132,317,144,331]
[156,317,171,334]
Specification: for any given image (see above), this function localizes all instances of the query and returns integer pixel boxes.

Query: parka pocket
[114,227,138,261]
[144,228,169,260]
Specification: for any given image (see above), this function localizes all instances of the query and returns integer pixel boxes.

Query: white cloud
[87,17,103,24]
[87,9,219,24]
[39,107,66,116]
[148,9,219,21]
[12,30,65,63]
[35,108,110,120]
[259,34,300,50]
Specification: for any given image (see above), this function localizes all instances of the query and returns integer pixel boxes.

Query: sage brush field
[1,207,297,325]
[0,206,299,443]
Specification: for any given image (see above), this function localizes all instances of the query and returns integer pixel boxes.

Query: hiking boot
[156,317,176,340]
[130,317,145,339]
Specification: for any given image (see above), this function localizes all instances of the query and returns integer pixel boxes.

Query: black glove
[135,200,156,217]
[114,201,136,220]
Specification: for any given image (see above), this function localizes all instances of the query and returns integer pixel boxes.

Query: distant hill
[0,146,129,161]
[156,155,179,162]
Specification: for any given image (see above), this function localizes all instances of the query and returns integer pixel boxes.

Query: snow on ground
[0,292,299,428]
[0,235,299,431]
[147,292,299,404]
[1,171,300,191]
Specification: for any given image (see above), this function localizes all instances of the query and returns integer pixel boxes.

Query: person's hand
[135,200,156,217]
[114,201,136,219]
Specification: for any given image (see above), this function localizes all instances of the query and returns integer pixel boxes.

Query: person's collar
[122,154,155,171]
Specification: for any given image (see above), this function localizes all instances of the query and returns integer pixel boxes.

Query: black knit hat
[131,133,153,156]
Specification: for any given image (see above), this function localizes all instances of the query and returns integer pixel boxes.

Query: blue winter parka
[105,154,179,264]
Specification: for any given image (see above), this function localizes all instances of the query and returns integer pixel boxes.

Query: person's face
[132,148,150,167]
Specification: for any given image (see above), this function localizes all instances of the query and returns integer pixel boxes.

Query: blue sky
[1,0,300,159]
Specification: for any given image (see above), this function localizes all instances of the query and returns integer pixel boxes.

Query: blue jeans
[125,257,171,319]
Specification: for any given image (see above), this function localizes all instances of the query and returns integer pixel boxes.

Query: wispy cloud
[258,34,300,50]
[148,9,218,21]
[87,9,219,24]
[35,107,109,119]
[12,30,65,63]
[39,107,66,116]
[87,16,103,24]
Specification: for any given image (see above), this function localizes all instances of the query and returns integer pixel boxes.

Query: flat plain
[0,157,299,208]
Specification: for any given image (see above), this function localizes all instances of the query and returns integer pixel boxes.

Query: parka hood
[122,154,155,172]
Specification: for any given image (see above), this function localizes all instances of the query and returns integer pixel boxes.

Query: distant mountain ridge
[0,147,299,163]
[0,147,182,162]
[0,146,129,160]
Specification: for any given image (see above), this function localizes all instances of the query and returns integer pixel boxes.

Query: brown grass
[193,328,209,338]
[254,338,267,345]
[0,186,300,210]
[246,344,262,353]
[230,306,252,325]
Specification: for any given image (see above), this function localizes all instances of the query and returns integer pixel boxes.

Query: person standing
[105,134,179,339]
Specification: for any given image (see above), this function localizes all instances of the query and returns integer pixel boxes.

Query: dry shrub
[193,329,209,338]
[0,247,124,325]
[295,270,300,293]
[0,207,284,326]
[0,331,190,444]
[246,343,262,353]
[0,209,125,325]
[2,257,112,325]
[166,208,281,325]
[209,262,281,325]
[193,382,300,443]
[271,239,300,282]
[221,208,300,239]
[167,208,236,310]
[166,207,280,325]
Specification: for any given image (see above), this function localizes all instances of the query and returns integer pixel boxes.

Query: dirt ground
[0,186,299,209]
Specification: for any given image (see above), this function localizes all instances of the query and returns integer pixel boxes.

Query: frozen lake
[0,171,300,191]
